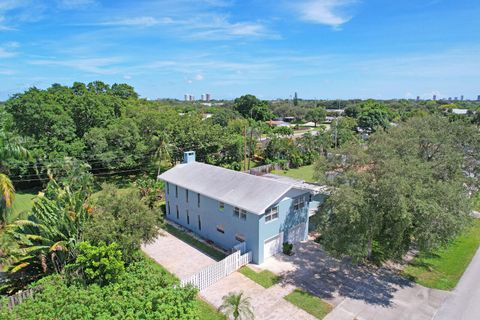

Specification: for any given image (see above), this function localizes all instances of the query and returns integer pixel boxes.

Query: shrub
[84,184,162,262]
[283,242,293,255]
[67,241,125,286]
[0,258,198,320]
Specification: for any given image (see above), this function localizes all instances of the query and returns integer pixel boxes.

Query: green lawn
[284,289,332,319]
[403,219,480,290]
[271,165,316,183]
[238,266,281,288]
[164,223,227,261]
[12,190,37,214]
[197,298,226,320]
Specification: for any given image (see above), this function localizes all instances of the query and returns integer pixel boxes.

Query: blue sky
[0,0,479,100]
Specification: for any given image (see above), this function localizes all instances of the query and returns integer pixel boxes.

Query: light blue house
[159,151,328,264]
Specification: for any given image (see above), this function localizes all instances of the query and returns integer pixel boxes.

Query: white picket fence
[181,250,252,291]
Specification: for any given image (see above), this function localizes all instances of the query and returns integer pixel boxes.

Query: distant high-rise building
[433,95,437,101]
[201,94,206,101]
[190,95,195,101]
[461,95,464,101]
[416,96,420,101]
[477,95,480,101]
[206,93,211,101]
[448,97,452,101]
[454,97,458,101]
[184,94,188,101]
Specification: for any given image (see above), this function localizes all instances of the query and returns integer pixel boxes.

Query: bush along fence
[3,286,42,310]
[247,162,289,176]
[180,250,252,291]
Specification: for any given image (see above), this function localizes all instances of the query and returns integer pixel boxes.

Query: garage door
[287,223,306,244]
[264,233,282,260]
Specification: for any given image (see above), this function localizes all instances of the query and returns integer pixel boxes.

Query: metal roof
[158,162,298,214]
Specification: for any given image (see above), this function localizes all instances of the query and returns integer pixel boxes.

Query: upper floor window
[175,185,178,198]
[216,224,225,234]
[293,197,305,211]
[187,210,190,225]
[233,207,240,218]
[186,189,189,203]
[265,206,279,222]
[176,205,179,219]
[240,209,247,220]
[166,182,169,195]
[219,202,225,211]
[197,193,201,207]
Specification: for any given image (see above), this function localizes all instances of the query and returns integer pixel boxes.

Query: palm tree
[219,291,254,320]
[152,133,172,176]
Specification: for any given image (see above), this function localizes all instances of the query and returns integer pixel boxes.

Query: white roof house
[159,161,312,214]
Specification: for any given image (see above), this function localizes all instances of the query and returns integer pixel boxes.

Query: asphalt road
[434,246,480,320]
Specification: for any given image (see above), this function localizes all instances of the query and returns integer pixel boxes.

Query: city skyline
[0,0,479,100]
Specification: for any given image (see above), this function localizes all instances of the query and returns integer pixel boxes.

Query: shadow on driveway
[263,241,413,307]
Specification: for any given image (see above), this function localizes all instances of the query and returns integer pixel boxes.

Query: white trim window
[233,207,240,218]
[293,197,305,211]
[265,206,279,222]
[219,202,225,211]
[216,224,225,234]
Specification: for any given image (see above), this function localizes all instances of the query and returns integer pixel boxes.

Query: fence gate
[180,251,252,291]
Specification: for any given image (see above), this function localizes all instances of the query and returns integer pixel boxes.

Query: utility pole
[243,126,247,171]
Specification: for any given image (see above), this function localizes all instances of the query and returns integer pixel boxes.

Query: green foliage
[305,107,327,126]
[0,258,198,320]
[317,116,477,262]
[84,184,162,262]
[282,242,293,255]
[234,94,273,121]
[272,126,294,136]
[219,291,254,320]
[356,100,392,131]
[67,241,125,286]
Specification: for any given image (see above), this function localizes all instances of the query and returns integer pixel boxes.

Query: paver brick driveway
[142,230,215,278]
[143,230,317,320]
[260,241,450,320]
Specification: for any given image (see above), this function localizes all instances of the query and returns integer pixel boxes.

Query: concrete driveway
[143,229,317,319]
[260,241,450,320]
[142,230,215,279]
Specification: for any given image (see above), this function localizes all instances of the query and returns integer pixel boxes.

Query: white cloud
[294,0,356,27]
[28,57,123,74]
[0,69,15,75]
[57,0,96,9]
[0,47,16,58]
[194,74,204,81]
[98,16,173,27]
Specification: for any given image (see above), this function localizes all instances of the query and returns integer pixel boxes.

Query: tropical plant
[66,241,125,286]
[219,291,254,320]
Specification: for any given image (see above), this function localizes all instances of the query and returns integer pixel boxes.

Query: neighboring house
[159,151,328,264]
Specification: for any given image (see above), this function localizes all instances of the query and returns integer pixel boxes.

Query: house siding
[165,184,261,263]
[164,183,325,264]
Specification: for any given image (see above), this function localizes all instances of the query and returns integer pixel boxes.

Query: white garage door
[264,233,282,260]
[287,223,306,244]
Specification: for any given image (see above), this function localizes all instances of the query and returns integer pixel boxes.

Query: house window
[187,210,190,224]
[176,205,179,219]
[167,202,170,215]
[293,197,305,211]
[166,182,169,195]
[175,185,178,198]
[197,193,201,207]
[265,206,279,222]
[219,202,225,211]
[186,189,189,202]
[233,207,240,218]
[198,216,202,230]
[216,224,225,234]
[235,233,246,242]
[240,210,247,220]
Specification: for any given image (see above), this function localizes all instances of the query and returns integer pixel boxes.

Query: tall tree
[305,107,327,127]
